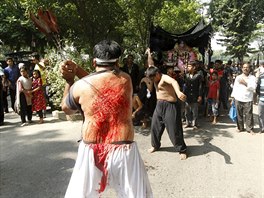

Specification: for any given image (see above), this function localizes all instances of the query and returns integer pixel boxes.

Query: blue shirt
[4,65,19,90]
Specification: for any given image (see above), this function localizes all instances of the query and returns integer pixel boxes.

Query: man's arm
[163,75,186,102]
[145,48,155,67]
[76,66,89,79]
[238,76,256,91]
[60,60,80,115]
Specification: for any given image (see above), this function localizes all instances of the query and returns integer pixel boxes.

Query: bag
[14,99,21,115]
[229,100,237,122]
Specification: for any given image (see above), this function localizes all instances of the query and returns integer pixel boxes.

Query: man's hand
[60,60,77,84]
[145,48,151,55]
[197,96,202,103]
[238,78,247,86]
[178,92,187,102]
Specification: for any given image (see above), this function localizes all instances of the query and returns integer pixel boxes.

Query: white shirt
[17,76,32,91]
[231,74,256,102]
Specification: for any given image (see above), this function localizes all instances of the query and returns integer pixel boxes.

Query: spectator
[32,53,48,117]
[30,70,46,124]
[2,72,10,113]
[256,61,264,133]
[207,71,220,124]
[4,57,20,111]
[121,54,139,94]
[231,63,256,134]
[183,61,203,129]
[215,60,230,110]
[16,67,32,126]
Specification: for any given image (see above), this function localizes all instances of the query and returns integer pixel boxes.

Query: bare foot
[193,126,198,130]
[141,121,147,129]
[148,147,157,153]
[248,130,255,135]
[180,153,187,160]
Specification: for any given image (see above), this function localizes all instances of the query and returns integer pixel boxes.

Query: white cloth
[231,74,256,102]
[16,76,32,106]
[65,141,153,198]
[17,76,32,90]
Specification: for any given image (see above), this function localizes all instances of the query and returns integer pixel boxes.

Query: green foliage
[252,24,264,56]
[45,46,93,110]
[117,0,164,55]
[0,0,205,107]
[155,1,202,33]
[209,0,264,62]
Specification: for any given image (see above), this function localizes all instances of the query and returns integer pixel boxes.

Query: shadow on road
[0,115,77,198]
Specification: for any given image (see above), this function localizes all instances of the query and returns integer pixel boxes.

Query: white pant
[65,141,153,198]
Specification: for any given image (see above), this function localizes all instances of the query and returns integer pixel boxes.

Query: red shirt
[207,80,220,99]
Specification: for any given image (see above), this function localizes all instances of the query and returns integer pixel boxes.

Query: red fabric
[207,80,220,99]
[32,78,46,111]
[89,143,120,193]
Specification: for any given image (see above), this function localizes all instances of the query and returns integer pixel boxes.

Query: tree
[116,0,202,59]
[253,24,264,58]
[209,0,264,63]
[155,1,202,33]
[0,0,35,51]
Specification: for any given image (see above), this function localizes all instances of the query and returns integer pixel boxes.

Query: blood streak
[90,143,119,193]
[92,83,128,143]
[90,80,129,192]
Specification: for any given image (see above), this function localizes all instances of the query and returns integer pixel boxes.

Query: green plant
[45,45,93,110]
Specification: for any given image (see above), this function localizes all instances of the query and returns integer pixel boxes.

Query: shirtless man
[61,40,153,198]
[60,40,152,198]
[146,48,187,160]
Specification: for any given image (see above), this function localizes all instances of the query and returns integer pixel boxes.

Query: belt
[82,140,134,145]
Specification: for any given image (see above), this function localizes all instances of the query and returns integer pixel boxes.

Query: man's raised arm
[60,60,81,115]
[145,48,155,67]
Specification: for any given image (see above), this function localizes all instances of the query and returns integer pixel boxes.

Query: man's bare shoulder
[74,70,131,89]
[161,74,175,84]
[118,70,131,79]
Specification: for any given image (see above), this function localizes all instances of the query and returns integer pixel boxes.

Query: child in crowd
[17,67,33,126]
[31,70,46,124]
[207,71,220,124]
[184,61,203,129]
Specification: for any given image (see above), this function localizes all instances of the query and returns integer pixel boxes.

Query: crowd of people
[124,51,264,137]
[0,53,48,126]
[1,40,263,197]
[59,40,263,197]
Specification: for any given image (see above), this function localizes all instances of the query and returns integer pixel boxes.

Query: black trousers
[235,100,253,132]
[219,86,229,110]
[10,88,16,111]
[151,100,187,153]
[20,92,32,123]
[2,90,8,112]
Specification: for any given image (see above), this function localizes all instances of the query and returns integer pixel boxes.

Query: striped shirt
[258,73,264,102]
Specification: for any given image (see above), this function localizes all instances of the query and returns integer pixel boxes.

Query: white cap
[18,63,25,69]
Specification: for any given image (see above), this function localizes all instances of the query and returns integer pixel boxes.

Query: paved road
[0,107,263,198]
